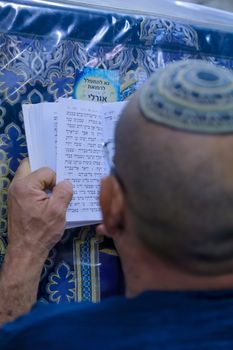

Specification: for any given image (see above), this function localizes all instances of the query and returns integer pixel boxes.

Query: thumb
[14,158,31,180]
[51,181,73,209]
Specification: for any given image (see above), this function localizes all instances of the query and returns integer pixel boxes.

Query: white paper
[57,99,104,222]
[23,99,127,227]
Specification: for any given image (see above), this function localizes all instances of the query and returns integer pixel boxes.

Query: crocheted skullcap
[139,60,233,133]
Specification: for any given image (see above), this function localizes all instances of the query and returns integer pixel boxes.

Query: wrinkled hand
[7,159,73,259]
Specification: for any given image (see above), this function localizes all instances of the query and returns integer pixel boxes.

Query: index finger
[13,158,31,181]
[25,167,56,191]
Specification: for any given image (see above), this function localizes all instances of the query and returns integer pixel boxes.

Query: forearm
[0,161,72,327]
[0,245,47,327]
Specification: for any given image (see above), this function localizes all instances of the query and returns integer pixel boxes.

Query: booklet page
[57,99,104,222]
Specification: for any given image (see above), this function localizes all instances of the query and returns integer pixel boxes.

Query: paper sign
[73,68,120,102]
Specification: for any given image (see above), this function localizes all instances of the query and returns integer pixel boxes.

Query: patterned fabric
[140,60,233,133]
[0,0,233,304]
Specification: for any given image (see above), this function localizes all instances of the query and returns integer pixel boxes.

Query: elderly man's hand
[0,159,73,326]
[7,159,73,258]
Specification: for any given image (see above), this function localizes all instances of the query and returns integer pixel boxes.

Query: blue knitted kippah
[139,60,233,133]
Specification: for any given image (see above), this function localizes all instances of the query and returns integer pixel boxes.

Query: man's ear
[99,176,125,238]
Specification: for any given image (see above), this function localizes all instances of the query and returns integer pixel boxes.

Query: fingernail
[63,180,73,188]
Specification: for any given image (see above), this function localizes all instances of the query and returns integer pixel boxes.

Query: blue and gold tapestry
[0,0,233,303]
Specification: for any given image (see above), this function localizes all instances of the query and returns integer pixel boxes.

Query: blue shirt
[1,290,233,349]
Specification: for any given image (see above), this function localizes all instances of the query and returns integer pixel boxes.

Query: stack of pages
[22,99,127,228]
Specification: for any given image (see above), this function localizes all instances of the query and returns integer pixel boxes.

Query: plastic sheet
[33,0,233,28]
[0,0,233,304]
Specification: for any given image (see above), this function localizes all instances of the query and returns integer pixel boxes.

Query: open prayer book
[22,99,127,228]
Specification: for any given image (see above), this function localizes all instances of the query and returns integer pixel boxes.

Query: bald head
[114,61,233,275]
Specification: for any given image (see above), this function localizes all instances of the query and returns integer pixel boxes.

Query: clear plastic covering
[0,0,233,304]
[35,0,233,28]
